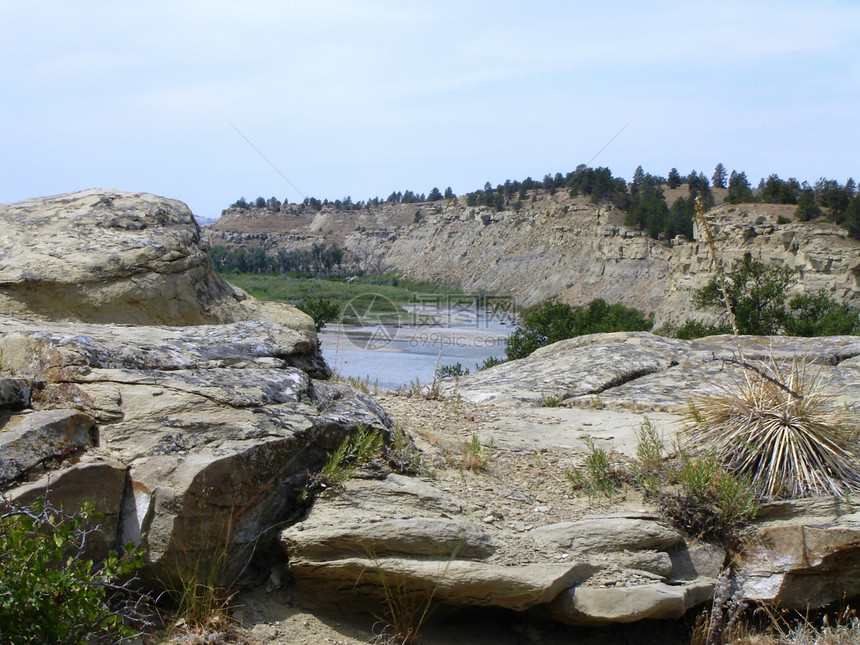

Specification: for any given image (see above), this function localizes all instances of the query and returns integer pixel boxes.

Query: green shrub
[436,362,469,379]
[506,298,653,360]
[660,452,759,541]
[693,258,858,337]
[476,355,506,370]
[0,497,148,644]
[296,296,341,333]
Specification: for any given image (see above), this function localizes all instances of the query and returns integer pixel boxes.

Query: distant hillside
[204,184,860,329]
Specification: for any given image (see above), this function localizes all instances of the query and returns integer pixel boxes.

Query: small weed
[540,392,564,407]
[386,425,426,476]
[460,435,493,472]
[309,426,384,492]
[635,416,665,471]
[589,393,605,409]
[566,437,617,499]
[364,543,461,645]
[660,451,758,542]
[399,376,444,401]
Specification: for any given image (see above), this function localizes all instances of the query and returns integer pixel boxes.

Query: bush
[0,497,148,644]
[660,451,759,541]
[785,291,860,336]
[297,296,342,333]
[663,320,732,340]
[693,258,859,337]
[685,359,860,499]
[505,298,652,360]
[436,362,469,379]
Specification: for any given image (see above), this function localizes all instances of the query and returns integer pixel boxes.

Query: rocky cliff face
[207,194,860,326]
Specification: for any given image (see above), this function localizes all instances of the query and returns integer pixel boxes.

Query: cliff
[206,192,860,327]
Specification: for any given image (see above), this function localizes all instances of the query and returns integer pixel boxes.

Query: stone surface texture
[0,189,312,330]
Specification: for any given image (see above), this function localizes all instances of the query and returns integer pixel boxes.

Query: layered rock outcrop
[279,332,860,624]
[207,195,860,327]
[0,190,388,585]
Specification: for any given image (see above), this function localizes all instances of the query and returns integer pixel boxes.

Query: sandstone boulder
[279,473,724,622]
[0,189,313,331]
[6,457,128,559]
[0,315,390,583]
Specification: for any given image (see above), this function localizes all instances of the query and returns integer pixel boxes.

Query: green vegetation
[310,426,385,490]
[460,435,493,472]
[221,273,463,327]
[505,298,653,360]
[0,497,148,644]
[565,437,619,500]
[691,258,859,337]
[212,242,345,275]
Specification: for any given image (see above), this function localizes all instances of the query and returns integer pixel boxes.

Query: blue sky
[2,1,858,218]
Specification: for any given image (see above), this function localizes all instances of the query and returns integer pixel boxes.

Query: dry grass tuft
[685,358,860,499]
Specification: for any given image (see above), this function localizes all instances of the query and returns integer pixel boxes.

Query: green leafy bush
[0,497,148,644]
[691,258,858,337]
[297,296,341,333]
[506,298,652,360]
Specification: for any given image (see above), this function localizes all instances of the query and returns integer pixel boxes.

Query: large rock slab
[280,474,725,622]
[0,189,312,330]
[0,315,390,583]
[0,409,95,485]
[737,497,860,610]
[449,332,860,413]
[550,580,715,625]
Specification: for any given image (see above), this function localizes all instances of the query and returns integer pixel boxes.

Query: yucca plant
[685,358,860,499]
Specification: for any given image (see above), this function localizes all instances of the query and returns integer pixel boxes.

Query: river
[320,299,514,390]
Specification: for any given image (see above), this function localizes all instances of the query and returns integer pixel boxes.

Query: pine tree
[712,163,727,188]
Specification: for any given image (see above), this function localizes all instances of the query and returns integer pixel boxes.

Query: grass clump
[540,392,564,407]
[311,425,385,491]
[631,416,665,494]
[566,437,619,499]
[659,451,759,542]
[364,543,461,645]
[684,359,860,499]
[460,435,493,472]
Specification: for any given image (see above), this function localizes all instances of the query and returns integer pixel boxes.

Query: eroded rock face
[738,498,860,609]
[0,316,389,582]
[0,189,310,329]
[280,475,724,622]
[208,197,860,326]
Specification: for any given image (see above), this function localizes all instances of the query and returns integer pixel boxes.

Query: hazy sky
[2,1,858,218]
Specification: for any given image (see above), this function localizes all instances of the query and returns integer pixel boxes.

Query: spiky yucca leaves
[685,358,860,499]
